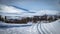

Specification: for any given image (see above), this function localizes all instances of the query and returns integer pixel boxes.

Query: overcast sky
[0,0,60,11]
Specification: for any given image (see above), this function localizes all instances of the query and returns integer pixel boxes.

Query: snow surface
[0,19,60,34]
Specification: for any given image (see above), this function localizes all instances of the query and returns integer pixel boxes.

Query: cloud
[0,4,28,14]
[0,4,60,17]
[0,4,36,17]
[41,10,59,15]
[0,4,30,16]
[29,10,60,16]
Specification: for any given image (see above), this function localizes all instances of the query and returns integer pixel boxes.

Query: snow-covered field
[0,19,60,34]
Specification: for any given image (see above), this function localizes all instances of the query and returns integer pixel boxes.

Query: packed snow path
[0,20,60,34]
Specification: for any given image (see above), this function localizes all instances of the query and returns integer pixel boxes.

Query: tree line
[0,15,60,24]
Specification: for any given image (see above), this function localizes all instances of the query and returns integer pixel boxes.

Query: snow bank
[40,19,60,34]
